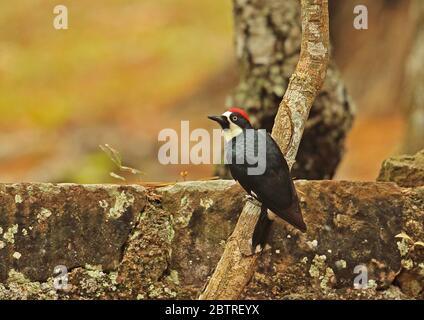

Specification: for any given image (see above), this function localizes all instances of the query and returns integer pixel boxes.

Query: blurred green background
[0,0,232,128]
[0,0,235,183]
[0,0,419,183]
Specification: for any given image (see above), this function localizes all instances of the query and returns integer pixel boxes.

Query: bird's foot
[245,194,261,206]
[244,194,255,201]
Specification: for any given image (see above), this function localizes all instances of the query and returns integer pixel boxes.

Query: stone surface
[0,183,146,282]
[378,150,424,187]
[244,181,423,300]
[0,180,422,300]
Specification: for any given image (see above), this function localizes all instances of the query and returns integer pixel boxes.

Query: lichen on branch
[199,0,330,300]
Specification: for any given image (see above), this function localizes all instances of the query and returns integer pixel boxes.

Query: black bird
[208,108,306,252]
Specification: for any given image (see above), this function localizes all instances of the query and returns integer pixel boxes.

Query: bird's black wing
[229,132,306,232]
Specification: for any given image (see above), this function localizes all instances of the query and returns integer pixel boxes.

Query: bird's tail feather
[252,205,272,253]
[273,179,307,233]
[276,198,307,233]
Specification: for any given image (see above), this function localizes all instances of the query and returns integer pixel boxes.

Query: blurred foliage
[0,1,413,183]
[0,0,233,130]
[62,151,115,184]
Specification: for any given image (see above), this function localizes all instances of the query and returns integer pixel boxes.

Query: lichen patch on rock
[37,208,52,222]
[0,177,422,300]
[3,224,18,244]
[107,191,135,220]
[14,194,23,204]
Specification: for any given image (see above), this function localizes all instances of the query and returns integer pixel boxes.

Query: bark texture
[403,0,424,153]
[200,0,330,300]
[215,0,354,179]
[0,176,423,299]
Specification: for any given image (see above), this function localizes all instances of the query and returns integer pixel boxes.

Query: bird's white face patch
[222,111,243,142]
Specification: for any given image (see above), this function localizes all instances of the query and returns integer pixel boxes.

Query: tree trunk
[200,0,330,300]
[215,0,354,180]
[403,0,424,153]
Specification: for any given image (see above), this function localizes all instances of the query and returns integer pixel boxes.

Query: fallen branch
[199,0,330,300]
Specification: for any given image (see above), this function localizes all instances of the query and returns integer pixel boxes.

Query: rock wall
[378,150,424,188]
[0,173,422,299]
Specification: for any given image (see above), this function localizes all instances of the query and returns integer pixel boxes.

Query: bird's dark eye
[231,115,238,122]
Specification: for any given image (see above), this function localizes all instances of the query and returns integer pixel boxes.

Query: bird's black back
[226,130,306,232]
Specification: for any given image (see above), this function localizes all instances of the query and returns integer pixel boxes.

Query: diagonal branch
[199,0,329,300]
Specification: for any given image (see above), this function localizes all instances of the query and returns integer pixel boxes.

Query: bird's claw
[244,194,261,206]
[244,194,255,201]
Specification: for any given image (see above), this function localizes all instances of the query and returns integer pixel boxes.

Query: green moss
[84,264,105,279]
[38,184,61,194]
[165,216,175,243]
[309,254,327,279]
[107,191,135,220]
[367,279,377,289]
[176,196,193,227]
[166,270,180,285]
[7,269,29,284]
[99,200,109,209]
[320,267,335,291]
[1,270,58,300]
[418,263,424,276]
[12,252,21,260]
[37,208,53,222]
[200,198,214,210]
[14,194,23,204]
[3,224,18,244]
[397,239,411,257]
[147,284,164,298]
[76,265,119,297]
[335,259,347,270]
[401,259,414,270]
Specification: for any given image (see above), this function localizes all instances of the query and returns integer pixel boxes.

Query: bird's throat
[223,126,243,142]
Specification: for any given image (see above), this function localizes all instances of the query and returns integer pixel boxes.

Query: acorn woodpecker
[208,108,307,252]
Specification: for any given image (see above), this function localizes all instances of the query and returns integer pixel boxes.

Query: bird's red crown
[229,107,250,122]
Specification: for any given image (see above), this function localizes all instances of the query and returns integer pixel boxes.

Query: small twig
[99,144,144,181]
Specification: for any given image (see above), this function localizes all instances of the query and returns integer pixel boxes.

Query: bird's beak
[208,115,229,128]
